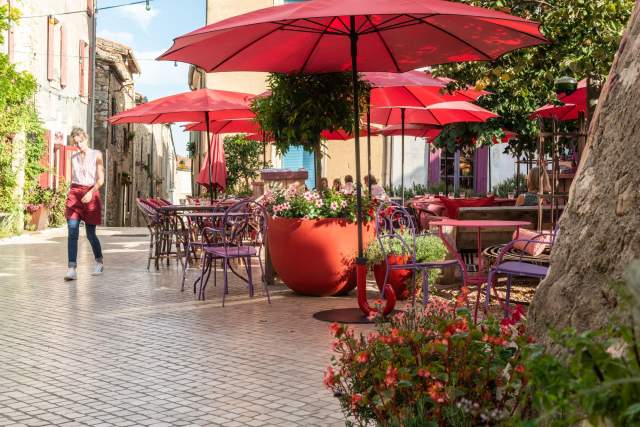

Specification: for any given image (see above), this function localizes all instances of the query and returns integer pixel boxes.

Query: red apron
[65,184,102,225]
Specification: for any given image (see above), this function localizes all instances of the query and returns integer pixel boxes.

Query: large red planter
[267,216,375,296]
[372,255,413,300]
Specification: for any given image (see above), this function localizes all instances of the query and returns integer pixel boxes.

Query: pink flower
[384,366,398,387]
[330,201,338,210]
[340,200,348,208]
[315,199,324,208]
[418,368,431,378]
[323,367,336,388]
[367,310,379,321]
[329,322,342,337]
[303,191,315,201]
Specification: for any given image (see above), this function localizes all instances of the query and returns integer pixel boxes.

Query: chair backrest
[374,202,418,264]
[136,198,159,228]
[201,200,267,256]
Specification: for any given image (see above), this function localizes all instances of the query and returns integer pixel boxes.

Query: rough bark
[528,3,640,345]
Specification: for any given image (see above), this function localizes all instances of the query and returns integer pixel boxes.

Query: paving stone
[0,228,377,426]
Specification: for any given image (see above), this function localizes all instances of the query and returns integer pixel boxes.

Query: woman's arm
[81,152,104,204]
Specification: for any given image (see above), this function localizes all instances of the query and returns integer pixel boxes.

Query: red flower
[356,352,369,364]
[323,367,336,388]
[515,364,525,374]
[428,382,446,403]
[329,322,342,337]
[351,393,362,409]
[385,366,398,387]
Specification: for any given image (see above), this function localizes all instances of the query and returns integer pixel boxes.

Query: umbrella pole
[367,105,372,195]
[401,108,405,205]
[262,131,267,168]
[350,17,395,317]
[205,111,214,204]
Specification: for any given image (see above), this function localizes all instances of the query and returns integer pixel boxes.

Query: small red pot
[372,255,413,300]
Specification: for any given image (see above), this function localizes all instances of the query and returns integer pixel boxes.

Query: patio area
[0,227,365,427]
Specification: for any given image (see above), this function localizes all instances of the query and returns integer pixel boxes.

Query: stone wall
[94,38,175,227]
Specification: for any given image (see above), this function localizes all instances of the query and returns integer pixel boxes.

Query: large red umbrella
[558,78,587,106]
[183,118,261,133]
[529,103,582,121]
[109,88,254,201]
[159,0,546,315]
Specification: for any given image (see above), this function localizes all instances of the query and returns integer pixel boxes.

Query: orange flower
[351,393,362,409]
[356,352,369,363]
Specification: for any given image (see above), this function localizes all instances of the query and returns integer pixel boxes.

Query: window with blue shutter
[281,146,316,189]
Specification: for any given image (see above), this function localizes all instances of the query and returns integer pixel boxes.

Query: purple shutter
[475,146,489,194]
[428,148,441,186]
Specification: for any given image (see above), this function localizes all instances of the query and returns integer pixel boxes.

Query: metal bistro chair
[375,203,459,306]
[197,200,270,306]
[484,226,559,316]
[136,199,164,270]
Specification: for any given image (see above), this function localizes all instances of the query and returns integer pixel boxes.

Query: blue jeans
[67,219,103,267]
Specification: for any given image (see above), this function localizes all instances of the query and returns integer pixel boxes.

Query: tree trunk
[528,3,640,346]
[313,141,322,190]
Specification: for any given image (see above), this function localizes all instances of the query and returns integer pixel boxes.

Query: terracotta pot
[30,206,49,231]
[267,216,375,296]
[372,255,413,300]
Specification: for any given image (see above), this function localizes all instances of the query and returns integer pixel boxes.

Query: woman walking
[64,127,104,281]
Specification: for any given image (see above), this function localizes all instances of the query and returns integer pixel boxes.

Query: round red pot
[372,255,413,300]
[267,216,375,296]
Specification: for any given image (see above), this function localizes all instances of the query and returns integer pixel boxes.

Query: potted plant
[263,185,377,296]
[24,185,54,231]
[364,232,448,299]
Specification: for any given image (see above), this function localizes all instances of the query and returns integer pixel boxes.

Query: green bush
[364,232,447,267]
[492,174,527,198]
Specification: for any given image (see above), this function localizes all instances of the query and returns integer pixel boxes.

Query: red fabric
[529,103,582,121]
[159,0,546,73]
[437,196,496,219]
[381,124,441,139]
[370,84,488,109]
[371,101,498,127]
[109,88,254,125]
[184,118,259,133]
[65,184,102,225]
[558,78,586,106]
[197,134,227,191]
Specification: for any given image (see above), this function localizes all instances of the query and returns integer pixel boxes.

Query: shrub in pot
[263,185,377,296]
[364,232,448,300]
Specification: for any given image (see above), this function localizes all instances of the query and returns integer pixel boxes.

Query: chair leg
[213,258,217,288]
[484,270,495,313]
[422,270,429,306]
[222,259,229,307]
[258,255,270,304]
[504,275,513,318]
[147,232,154,270]
[246,257,254,298]
[181,245,190,292]
[198,254,209,301]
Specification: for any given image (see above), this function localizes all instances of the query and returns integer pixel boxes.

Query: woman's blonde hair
[527,167,551,193]
[70,127,88,141]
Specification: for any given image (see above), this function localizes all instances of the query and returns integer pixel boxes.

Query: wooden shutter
[79,40,86,97]
[7,1,14,61]
[428,148,441,186]
[87,0,94,16]
[47,17,55,81]
[39,131,52,188]
[59,25,67,88]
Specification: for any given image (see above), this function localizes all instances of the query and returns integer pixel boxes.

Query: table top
[157,202,239,212]
[430,219,531,228]
[182,212,248,218]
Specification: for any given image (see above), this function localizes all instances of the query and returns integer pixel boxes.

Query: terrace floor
[0,227,369,427]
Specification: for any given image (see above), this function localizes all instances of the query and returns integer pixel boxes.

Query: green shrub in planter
[364,232,448,266]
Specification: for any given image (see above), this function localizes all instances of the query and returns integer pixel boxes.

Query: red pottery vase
[267,216,375,296]
[372,255,413,300]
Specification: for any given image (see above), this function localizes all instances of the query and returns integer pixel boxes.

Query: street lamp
[553,76,578,96]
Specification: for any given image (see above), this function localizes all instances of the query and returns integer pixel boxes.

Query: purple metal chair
[197,200,270,306]
[374,203,459,306]
[484,226,559,315]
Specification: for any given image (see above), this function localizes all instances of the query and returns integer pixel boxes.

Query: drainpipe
[89,1,97,146]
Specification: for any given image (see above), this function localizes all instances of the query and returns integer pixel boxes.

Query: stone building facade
[94,38,175,227]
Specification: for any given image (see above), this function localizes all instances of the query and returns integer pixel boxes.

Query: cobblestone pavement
[0,227,375,427]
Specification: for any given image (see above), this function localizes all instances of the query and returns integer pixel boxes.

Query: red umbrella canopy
[558,78,587,106]
[370,84,487,109]
[108,88,254,124]
[362,71,445,88]
[529,103,582,121]
[183,118,261,134]
[381,123,441,139]
[371,101,498,127]
[159,0,546,73]
[196,134,227,191]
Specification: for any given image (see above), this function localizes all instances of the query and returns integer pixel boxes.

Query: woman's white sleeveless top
[71,149,98,186]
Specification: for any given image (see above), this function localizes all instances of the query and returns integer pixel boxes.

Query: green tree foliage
[251,72,369,188]
[0,7,46,234]
[223,134,265,195]
[432,0,634,157]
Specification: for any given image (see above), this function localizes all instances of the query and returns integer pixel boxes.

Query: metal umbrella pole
[205,111,214,203]
[401,107,405,205]
[367,105,372,195]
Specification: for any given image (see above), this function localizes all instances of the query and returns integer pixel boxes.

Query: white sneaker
[92,263,104,276]
[64,268,77,281]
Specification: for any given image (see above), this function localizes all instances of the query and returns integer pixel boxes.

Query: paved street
[0,227,365,427]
